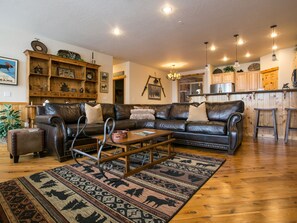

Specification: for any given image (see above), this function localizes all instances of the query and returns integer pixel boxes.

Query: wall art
[0,56,18,85]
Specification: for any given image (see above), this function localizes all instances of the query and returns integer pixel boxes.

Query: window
[178,74,204,102]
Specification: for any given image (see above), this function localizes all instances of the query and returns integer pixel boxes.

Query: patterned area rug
[0,152,225,223]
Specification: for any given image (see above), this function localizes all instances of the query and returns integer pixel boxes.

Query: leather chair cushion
[186,121,227,135]
[45,103,81,124]
[155,120,186,131]
[206,100,244,122]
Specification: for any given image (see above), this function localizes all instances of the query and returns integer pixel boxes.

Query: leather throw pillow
[187,103,209,122]
[85,103,103,124]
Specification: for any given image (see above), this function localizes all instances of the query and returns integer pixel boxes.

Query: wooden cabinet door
[222,72,235,83]
[235,72,248,92]
[261,67,278,90]
[212,73,223,84]
[247,71,260,91]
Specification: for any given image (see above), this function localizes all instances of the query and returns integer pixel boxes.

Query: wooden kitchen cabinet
[235,71,260,92]
[261,67,278,90]
[211,72,235,84]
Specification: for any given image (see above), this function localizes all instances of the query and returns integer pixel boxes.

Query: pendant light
[234,34,240,68]
[166,64,181,81]
[204,41,209,73]
[271,25,278,61]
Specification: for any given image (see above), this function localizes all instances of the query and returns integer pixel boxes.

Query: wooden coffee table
[92,128,175,177]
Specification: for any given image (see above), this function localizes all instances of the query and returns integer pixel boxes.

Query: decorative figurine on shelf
[34,64,43,74]
[79,88,84,93]
[60,82,69,92]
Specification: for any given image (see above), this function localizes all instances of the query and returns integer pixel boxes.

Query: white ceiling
[1,0,297,72]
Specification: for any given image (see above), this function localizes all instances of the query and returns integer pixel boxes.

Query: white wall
[113,62,172,104]
[0,26,113,103]
[260,47,296,89]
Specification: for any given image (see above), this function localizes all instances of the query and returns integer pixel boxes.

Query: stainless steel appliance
[210,83,235,93]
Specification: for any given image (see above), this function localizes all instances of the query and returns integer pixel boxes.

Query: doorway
[113,78,124,104]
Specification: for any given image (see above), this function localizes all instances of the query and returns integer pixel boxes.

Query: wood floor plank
[0,137,296,223]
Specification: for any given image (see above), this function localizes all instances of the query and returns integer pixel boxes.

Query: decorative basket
[112,130,128,142]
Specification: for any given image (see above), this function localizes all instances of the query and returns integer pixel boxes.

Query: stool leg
[13,156,19,163]
[272,110,278,141]
[253,110,260,140]
[284,110,291,144]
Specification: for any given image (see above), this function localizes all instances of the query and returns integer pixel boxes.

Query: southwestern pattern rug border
[0,152,225,223]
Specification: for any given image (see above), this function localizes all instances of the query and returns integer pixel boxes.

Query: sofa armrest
[35,115,68,160]
[226,112,244,154]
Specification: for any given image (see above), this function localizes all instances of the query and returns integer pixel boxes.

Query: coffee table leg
[125,146,130,174]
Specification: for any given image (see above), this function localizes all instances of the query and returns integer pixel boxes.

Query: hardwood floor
[1,137,296,223]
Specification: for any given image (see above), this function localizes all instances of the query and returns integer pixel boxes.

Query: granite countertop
[189,88,297,97]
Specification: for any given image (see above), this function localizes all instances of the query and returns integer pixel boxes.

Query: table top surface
[92,128,173,145]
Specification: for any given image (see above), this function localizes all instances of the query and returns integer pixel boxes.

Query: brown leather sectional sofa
[35,100,244,162]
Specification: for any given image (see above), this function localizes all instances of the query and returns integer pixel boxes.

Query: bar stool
[284,108,297,143]
[253,108,278,141]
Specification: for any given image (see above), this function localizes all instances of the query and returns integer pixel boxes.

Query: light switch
[4,91,11,97]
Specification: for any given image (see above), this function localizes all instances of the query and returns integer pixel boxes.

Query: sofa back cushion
[115,104,135,120]
[134,104,172,120]
[45,103,81,124]
[206,100,244,122]
[169,103,200,120]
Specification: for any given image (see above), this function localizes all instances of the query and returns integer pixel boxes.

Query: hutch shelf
[25,50,100,105]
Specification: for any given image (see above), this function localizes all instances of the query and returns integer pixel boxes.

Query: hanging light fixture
[234,34,240,68]
[271,25,278,61]
[204,41,209,73]
[166,64,181,81]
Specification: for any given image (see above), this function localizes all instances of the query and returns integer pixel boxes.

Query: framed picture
[57,67,75,78]
[0,56,18,85]
[100,72,109,82]
[100,82,108,93]
[148,84,161,100]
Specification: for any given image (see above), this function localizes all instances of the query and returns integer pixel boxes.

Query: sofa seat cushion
[67,123,105,138]
[135,120,155,129]
[186,121,227,135]
[155,120,186,131]
[114,120,137,130]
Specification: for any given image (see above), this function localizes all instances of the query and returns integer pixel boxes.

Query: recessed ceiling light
[245,52,251,57]
[162,6,173,15]
[210,45,216,51]
[223,56,229,61]
[112,27,122,36]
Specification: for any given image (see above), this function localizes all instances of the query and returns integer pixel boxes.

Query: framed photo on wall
[0,56,18,85]
[100,72,109,82]
[148,84,161,100]
[100,82,108,93]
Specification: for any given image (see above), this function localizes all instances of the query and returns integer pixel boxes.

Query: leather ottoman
[7,128,45,163]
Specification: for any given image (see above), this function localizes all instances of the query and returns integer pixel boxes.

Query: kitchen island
[190,89,297,141]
